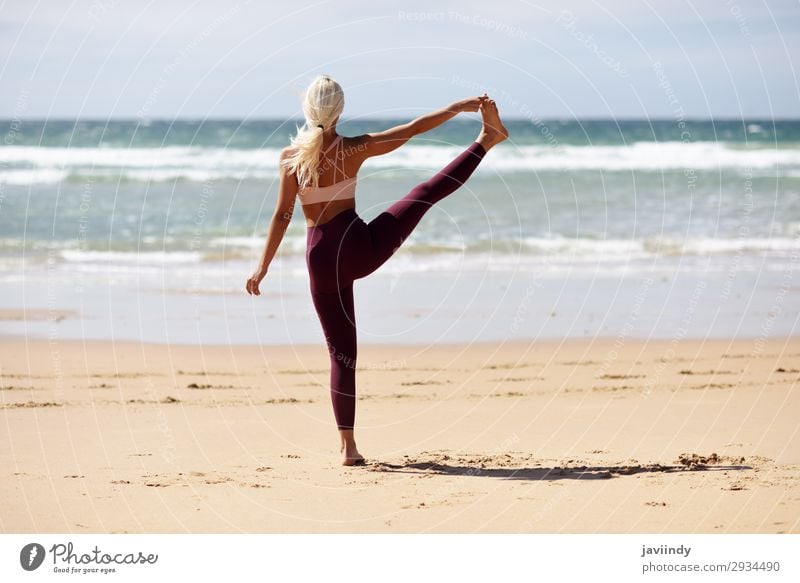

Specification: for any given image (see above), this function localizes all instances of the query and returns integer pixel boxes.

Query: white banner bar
[1,534,797,582]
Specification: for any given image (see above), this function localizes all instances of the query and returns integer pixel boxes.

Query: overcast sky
[1,0,798,119]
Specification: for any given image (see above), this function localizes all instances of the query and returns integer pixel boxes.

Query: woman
[246,75,508,465]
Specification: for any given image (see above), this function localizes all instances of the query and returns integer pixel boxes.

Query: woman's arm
[360,94,487,158]
[246,148,298,296]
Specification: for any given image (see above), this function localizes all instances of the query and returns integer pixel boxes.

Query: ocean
[1,118,798,344]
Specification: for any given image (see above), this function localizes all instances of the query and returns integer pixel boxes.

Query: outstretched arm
[360,94,487,158]
[246,148,297,296]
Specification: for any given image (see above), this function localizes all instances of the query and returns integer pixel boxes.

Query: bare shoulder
[279,146,297,161]
[279,146,298,177]
[343,134,371,159]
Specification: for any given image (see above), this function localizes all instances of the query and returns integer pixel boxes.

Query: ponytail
[282,75,345,189]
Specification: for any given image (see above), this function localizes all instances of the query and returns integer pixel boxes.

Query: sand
[0,337,798,533]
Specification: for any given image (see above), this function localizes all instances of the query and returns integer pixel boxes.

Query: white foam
[202,234,800,263]
[366,141,800,172]
[209,235,307,256]
[675,236,800,254]
[0,169,70,184]
[59,249,203,264]
[0,146,281,184]
[1,141,798,184]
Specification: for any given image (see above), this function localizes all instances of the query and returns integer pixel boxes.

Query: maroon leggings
[305,141,487,429]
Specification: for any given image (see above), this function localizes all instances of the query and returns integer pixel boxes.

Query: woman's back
[298,134,366,227]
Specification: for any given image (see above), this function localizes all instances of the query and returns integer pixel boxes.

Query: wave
[0,169,70,184]
[15,236,793,269]
[58,249,204,264]
[1,141,799,184]
[227,233,800,258]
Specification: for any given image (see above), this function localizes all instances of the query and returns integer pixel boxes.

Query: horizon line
[2,116,800,123]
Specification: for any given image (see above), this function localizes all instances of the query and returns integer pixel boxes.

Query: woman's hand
[246,266,268,296]
[451,94,489,113]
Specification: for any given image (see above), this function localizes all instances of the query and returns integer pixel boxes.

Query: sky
[1,0,798,119]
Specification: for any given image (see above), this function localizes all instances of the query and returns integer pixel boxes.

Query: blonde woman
[247,75,508,465]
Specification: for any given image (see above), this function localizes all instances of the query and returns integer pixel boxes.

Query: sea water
[1,118,798,344]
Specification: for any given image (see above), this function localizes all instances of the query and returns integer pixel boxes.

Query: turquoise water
[1,118,799,264]
[5,118,800,148]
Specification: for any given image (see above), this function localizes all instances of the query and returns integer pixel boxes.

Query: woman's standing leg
[309,283,364,464]
[310,284,357,430]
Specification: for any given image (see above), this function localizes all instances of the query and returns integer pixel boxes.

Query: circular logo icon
[20,543,46,571]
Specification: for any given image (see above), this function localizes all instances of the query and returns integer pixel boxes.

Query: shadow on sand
[368,460,752,482]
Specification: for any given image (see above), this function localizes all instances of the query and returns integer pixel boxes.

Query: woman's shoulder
[280,145,298,160]
[340,134,370,156]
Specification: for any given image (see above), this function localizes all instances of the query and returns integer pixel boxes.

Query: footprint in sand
[186,383,244,389]
[591,385,636,392]
[491,391,526,397]
[483,362,541,371]
[675,452,748,469]
[1,401,62,409]
[177,370,238,376]
[125,397,180,405]
[400,380,449,386]
[203,476,233,485]
[277,368,328,375]
[141,471,235,487]
[688,382,737,390]
[263,397,313,404]
[488,376,545,382]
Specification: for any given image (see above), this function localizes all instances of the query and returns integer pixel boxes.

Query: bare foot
[339,433,366,466]
[476,99,508,151]
[340,442,365,466]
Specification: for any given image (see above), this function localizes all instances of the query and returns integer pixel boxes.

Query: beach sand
[1,337,798,533]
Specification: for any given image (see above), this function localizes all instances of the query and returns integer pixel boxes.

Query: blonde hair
[282,75,345,189]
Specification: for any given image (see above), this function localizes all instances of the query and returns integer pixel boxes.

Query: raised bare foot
[476,98,509,150]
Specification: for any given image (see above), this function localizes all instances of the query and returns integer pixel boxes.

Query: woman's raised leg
[358,100,508,277]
